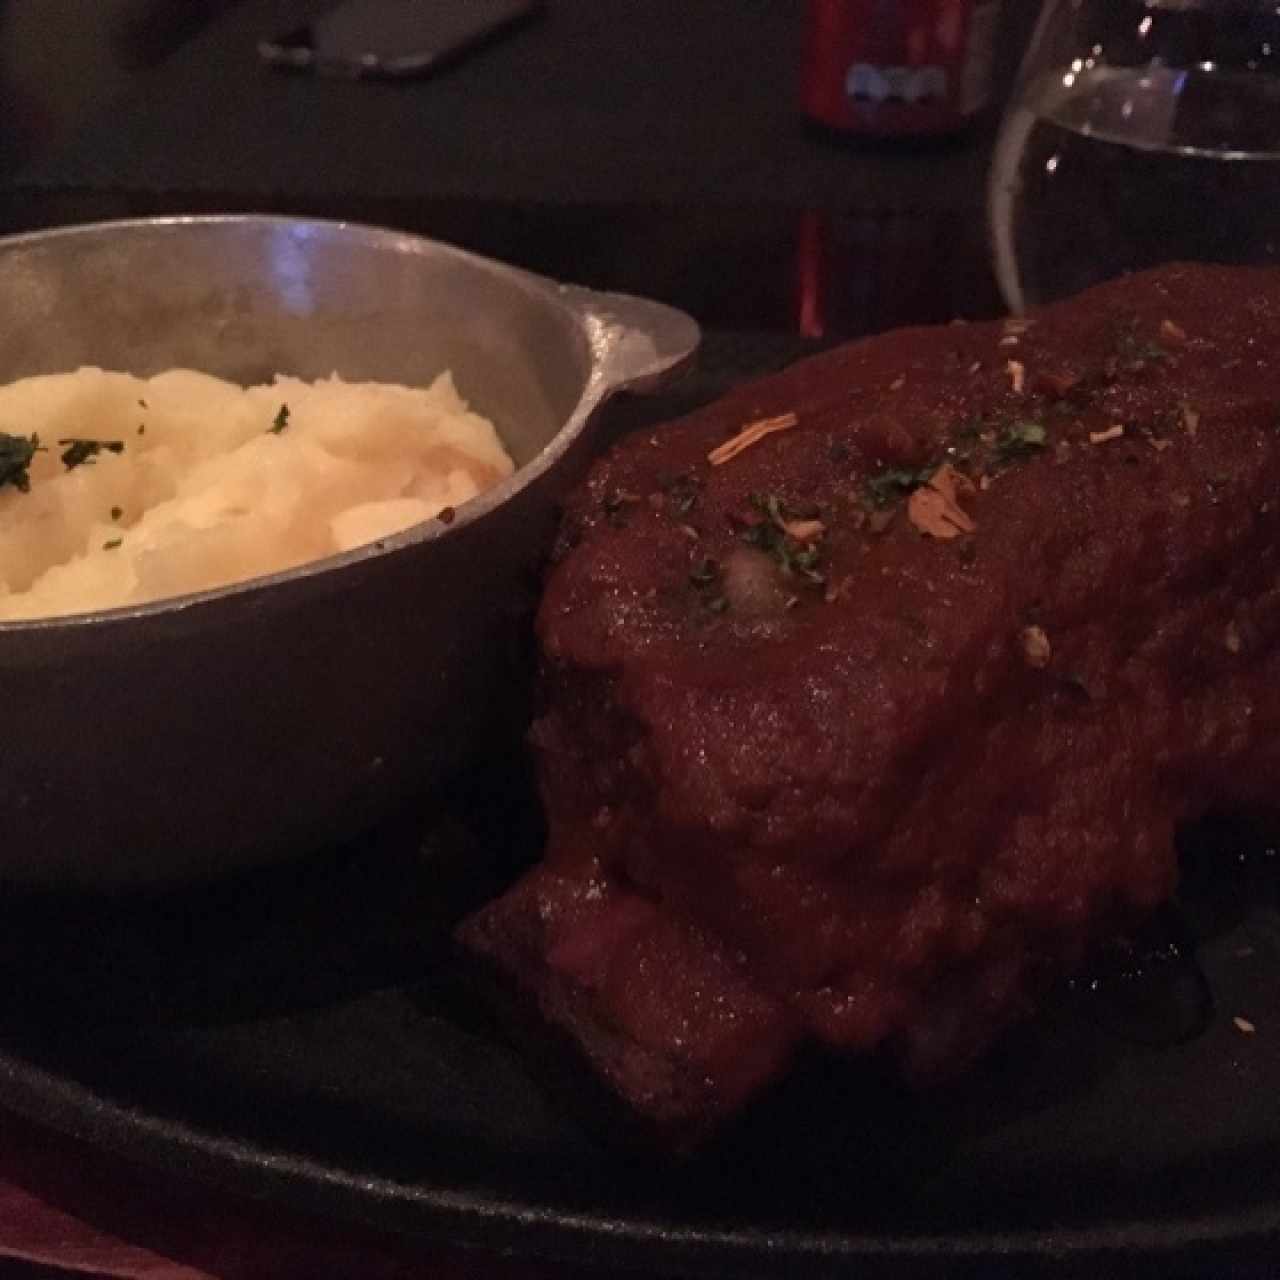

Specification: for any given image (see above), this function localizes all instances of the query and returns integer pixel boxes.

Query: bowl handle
[559,285,701,396]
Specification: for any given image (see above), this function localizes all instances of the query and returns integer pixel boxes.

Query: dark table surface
[3,0,1036,335]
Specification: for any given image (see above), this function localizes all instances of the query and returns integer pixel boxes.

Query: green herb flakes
[0,433,42,493]
[864,466,935,510]
[994,421,1047,464]
[1115,317,1170,369]
[269,403,291,435]
[602,490,641,527]
[59,438,125,470]
[658,472,701,516]
[741,493,826,586]
[689,557,720,587]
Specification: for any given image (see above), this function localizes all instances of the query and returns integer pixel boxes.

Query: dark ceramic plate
[0,337,1277,1279]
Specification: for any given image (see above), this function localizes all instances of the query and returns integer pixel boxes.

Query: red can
[802,0,1003,137]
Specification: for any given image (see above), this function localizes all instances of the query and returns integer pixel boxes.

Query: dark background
[0,0,1040,337]
[0,0,240,174]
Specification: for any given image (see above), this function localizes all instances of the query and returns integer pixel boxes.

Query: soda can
[802,0,1003,136]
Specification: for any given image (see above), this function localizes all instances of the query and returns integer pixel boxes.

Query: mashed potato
[0,367,515,621]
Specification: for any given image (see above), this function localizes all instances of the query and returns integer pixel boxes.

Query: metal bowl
[0,216,698,889]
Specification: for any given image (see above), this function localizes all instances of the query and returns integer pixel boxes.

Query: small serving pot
[0,216,698,888]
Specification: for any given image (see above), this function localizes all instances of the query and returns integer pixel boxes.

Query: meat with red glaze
[459,265,1280,1147]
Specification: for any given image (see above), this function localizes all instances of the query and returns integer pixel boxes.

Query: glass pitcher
[989,0,1280,312]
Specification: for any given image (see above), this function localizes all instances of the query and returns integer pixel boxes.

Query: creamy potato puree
[0,367,514,620]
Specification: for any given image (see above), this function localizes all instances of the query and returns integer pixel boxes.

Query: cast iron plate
[0,337,1277,1278]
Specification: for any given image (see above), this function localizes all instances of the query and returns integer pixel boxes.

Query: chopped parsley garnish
[749,491,788,526]
[602,489,640,527]
[59,438,124,469]
[659,472,701,516]
[858,419,1047,521]
[864,465,935,509]
[943,418,989,465]
[688,556,720,587]
[102,537,122,551]
[269,403,291,435]
[993,421,1047,464]
[687,554,726,614]
[781,542,824,583]
[1119,335,1169,365]
[742,493,826,586]
[0,433,43,493]
[1115,317,1170,368]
